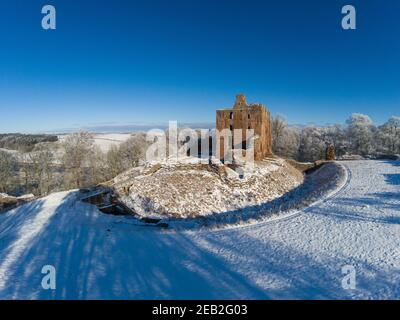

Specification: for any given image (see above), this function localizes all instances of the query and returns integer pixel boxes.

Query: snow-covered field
[0,160,399,299]
[58,133,133,152]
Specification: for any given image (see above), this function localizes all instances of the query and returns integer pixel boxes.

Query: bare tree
[274,127,301,159]
[322,124,347,157]
[27,144,55,196]
[106,144,125,178]
[119,134,147,167]
[272,116,287,150]
[106,134,148,177]
[87,145,109,185]
[0,150,18,193]
[298,126,326,162]
[378,116,400,154]
[61,131,95,189]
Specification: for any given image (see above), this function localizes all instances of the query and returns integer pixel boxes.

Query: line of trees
[0,131,148,197]
[272,114,400,162]
[1,113,399,197]
[0,151,19,193]
[0,133,58,152]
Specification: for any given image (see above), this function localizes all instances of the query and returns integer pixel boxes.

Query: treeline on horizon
[0,133,58,152]
[272,113,400,162]
[0,113,399,199]
[0,131,148,198]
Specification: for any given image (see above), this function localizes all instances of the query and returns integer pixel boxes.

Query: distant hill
[0,134,58,152]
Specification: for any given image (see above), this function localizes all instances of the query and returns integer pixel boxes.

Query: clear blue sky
[0,0,399,132]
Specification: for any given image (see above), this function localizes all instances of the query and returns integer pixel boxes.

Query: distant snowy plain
[0,160,399,299]
[58,133,133,152]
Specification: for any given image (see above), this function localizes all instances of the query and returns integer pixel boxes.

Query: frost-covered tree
[0,150,18,193]
[298,126,326,162]
[277,128,301,159]
[280,127,301,159]
[118,134,147,168]
[271,116,301,159]
[27,144,55,196]
[272,117,348,161]
[87,145,108,186]
[272,116,286,150]
[322,124,347,157]
[377,116,400,154]
[61,131,95,189]
[106,134,148,178]
[106,144,125,178]
[346,113,375,155]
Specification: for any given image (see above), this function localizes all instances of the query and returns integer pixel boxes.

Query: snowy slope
[0,160,399,299]
[116,158,303,219]
[58,133,133,152]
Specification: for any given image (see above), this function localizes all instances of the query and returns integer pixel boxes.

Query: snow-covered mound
[110,157,304,219]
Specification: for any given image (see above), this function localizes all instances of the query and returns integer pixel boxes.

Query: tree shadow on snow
[201,230,400,299]
[1,195,399,299]
[314,160,400,224]
[383,174,400,186]
[0,197,271,299]
[310,203,400,225]
[1,160,400,299]
[382,160,400,167]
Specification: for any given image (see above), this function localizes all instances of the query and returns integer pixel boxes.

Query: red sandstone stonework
[216,94,273,161]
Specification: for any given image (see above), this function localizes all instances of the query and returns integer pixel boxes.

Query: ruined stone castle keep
[216,94,273,161]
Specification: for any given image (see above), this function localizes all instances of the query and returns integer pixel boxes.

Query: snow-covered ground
[0,160,399,299]
[116,158,303,219]
[58,133,133,152]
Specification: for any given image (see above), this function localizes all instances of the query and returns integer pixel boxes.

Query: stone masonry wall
[216,95,273,161]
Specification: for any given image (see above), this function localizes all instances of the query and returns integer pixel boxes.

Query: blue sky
[0,0,399,132]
